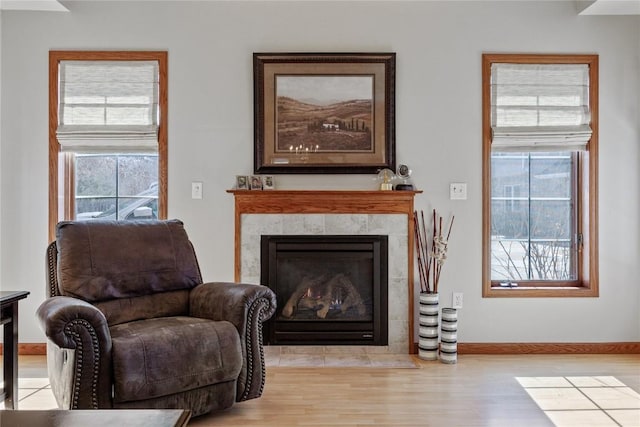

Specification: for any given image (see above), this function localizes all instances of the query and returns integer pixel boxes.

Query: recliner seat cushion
[110,316,242,403]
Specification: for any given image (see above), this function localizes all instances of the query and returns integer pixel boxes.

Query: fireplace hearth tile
[264,353,280,367]
[280,346,325,355]
[323,346,367,355]
[263,345,408,356]
[323,355,371,367]
[279,354,325,367]
[264,353,418,368]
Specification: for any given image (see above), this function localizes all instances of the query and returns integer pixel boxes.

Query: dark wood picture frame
[254,52,396,174]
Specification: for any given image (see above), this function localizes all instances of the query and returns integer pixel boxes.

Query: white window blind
[491,63,592,152]
[57,60,159,153]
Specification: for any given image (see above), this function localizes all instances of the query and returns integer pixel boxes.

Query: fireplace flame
[281,273,368,320]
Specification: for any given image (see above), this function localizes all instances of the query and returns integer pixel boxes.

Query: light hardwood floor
[7,354,640,426]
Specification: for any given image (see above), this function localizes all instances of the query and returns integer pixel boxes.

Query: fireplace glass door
[261,235,388,345]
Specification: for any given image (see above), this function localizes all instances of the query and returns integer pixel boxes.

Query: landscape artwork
[253,52,395,173]
[275,75,374,153]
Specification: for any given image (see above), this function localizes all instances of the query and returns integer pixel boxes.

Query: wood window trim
[481,53,599,298]
[48,51,168,242]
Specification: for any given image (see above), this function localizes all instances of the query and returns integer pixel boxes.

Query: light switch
[450,183,467,200]
[191,182,203,199]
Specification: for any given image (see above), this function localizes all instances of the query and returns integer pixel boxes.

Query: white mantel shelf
[227,189,423,353]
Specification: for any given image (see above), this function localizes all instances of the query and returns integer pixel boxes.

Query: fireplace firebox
[261,235,388,345]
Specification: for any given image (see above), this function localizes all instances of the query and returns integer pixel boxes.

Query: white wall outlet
[191,181,203,199]
[450,182,467,200]
[452,292,463,309]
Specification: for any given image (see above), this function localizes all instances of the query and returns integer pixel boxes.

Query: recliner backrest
[54,219,203,325]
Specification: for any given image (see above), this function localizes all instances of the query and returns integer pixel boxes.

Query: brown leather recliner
[37,219,276,417]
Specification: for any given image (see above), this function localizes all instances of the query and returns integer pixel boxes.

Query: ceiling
[0,0,68,11]
[578,0,640,14]
[0,0,639,15]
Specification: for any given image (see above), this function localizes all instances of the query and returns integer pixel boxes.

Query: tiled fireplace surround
[229,190,420,355]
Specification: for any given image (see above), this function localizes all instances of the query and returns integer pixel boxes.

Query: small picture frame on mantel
[262,175,275,190]
[250,175,263,190]
[236,175,249,190]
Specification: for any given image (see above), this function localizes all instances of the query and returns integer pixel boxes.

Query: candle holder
[289,143,319,163]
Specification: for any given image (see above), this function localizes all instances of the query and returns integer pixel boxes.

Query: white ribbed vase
[418,292,439,360]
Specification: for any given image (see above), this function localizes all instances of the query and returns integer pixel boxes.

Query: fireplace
[261,235,388,345]
[229,189,420,353]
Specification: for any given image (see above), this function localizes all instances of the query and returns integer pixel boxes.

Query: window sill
[484,285,598,298]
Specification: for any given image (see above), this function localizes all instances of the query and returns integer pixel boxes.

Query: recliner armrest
[190,282,276,326]
[37,296,112,349]
[36,296,113,409]
[190,282,276,401]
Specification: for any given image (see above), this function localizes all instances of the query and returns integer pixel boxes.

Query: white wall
[1,1,638,345]
[0,9,3,287]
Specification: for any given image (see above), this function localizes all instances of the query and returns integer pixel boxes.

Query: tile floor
[9,376,58,410]
[517,376,640,426]
[2,356,58,410]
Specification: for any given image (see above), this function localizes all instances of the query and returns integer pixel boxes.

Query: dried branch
[413,209,454,294]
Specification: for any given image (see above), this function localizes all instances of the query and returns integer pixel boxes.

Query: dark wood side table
[1,290,29,409]
[0,409,191,426]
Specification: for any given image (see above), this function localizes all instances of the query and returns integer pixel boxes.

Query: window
[49,51,168,241]
[482,54,598,297]
[491,152,576,281]
[75,154,158,220]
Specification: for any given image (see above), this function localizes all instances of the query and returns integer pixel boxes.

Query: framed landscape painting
[253,52,396,174]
